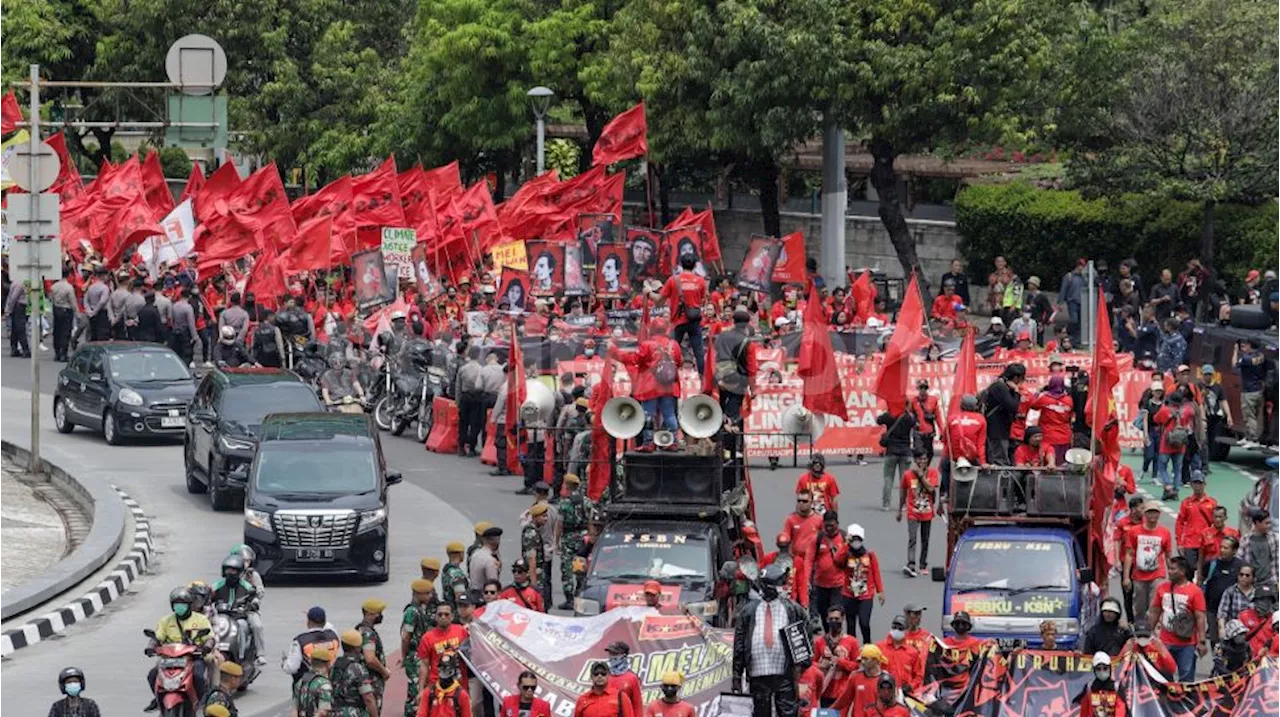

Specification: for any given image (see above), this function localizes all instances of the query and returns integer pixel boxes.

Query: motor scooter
[144,627,211,717]
[212,597,261,689]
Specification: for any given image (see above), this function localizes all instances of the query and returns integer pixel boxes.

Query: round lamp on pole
[527,86,555,175]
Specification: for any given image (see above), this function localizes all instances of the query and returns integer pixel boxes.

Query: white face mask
[889,629,905,641]
[1136,637,1151,647]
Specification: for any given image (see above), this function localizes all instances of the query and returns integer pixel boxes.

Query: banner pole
[644,158,655,227]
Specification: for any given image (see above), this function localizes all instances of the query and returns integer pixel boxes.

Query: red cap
[643,580,662,594]
[1017,331,1031,341]
[1247,269,1261,283]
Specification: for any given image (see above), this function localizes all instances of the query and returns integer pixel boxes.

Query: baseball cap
[1143,501,1162,513]
[903,603,927,613]
[605,641,630,656]
[890,615,907,630]
[846,523,865,539]
[643,580,662,595]
[1100,598,1121,615]
[1201,364,1214,375]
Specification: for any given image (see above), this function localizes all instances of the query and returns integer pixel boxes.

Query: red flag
[948,330,978,418]
[496,171,560,240]
[850,270,877,322]
[98,155,144,201]
[547,165,606,209]
[798,282,849,420]
[702,336,718,398]
[98,196,163,267]
[587,354,615,501]
[506,325,528,434]
[226,163,295,251]
[874,275,930,415]
[1089,287,1121,464]
[282,215,343,273]
[398,165,430,226]
[245,242,289,308]
[592,102,648,166]
[351,157,405,228]
[1,91,22,134]
[141,151,176,218]
[666,207,695,229]
[292,176,354,251]
[44,132,83,201]
[456,180,503,251]
[423,161,463,212]
[771,231,807,284]
[667,207,721,263]
[178,163,205,204]
[192,161,242,252]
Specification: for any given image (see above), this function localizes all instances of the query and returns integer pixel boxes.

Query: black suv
[243,412,401,582]
[53,342,196,445]
[184,367,324,510]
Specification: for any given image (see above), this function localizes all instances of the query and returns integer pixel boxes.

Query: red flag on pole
[798,282,849,421]
[948,329,978,418]
[245,241,289,309]
[874,275,931,415]
[506,325,527,434]
[283,215,344,273]
[351,157,405,228]
[1089,287,1121,464]
[44,131,84,201]
[178,163,205,205]
[587,355,615,501]
[1,90,22,134]
[592,102,648,166]
[850,270,877,322]
[141,151,176,218]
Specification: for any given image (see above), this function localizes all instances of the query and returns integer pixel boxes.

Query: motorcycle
[143,627,211,717]
[375,339,436,439]
[212,598,261,690]
[327,395,367,414]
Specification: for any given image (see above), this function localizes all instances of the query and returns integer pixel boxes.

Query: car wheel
[209,456,234,511]
[184,443,207,494]
[54,397,74,434]
[103,409,123,445]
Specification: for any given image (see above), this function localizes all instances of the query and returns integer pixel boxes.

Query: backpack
[254,324,279,356]
[276,308,308,337]
[652,348,678,386]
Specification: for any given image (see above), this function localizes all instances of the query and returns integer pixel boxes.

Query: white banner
[137,199,196,277]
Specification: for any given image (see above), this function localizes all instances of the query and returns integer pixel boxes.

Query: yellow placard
[491,240,528,271]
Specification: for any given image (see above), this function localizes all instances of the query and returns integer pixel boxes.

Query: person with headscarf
[1030,375,1074,464]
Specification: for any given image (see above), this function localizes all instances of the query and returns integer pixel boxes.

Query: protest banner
[492,239,529,271]
[737,235,782,293]
[381,226,416,279]
[352,248,396,311]
[595,242,632,299]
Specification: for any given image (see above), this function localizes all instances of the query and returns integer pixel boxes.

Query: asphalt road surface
[0,350,1204,715]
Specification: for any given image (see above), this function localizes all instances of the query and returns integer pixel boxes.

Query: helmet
[391,310,407,322]
[220,326,236,340]
[222,554,246,580]
[169,587,194,605]
[231,544,256,566]
[1224,619,1249,641]
[58,667,86,693]
[188,580,212,606]
[760,562,790,586]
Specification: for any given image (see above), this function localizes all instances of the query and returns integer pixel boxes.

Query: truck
[933,458,1102,649]
[1186,320,1278,460]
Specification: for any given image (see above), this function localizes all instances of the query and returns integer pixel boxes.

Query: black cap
[891,615,907,630]
[951,611,972,626]
[307,606,326,623]
[482,526,504,538]
[732,309,751,324]
[1256,584,1277,600]
[904,603,927,614]
[1133,619,1152,637]
[532,481,550,494]
[456,592,475,607]
[511,558,529,572]
[605,641,631,656]
[877,673,896,689]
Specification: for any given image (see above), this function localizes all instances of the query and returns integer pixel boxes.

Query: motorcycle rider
[48,667,102,717]
[203,662,243,717]
[232,545,269,665]
[145,587,214,712]
[212,555,264,667]
[212,325,253,367]
[189,580,217,620]
[321,352,367,408]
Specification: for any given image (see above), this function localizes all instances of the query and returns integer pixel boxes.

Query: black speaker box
[1028,471,1089,517]
[616,453,723,504]
[949,471,1004,514]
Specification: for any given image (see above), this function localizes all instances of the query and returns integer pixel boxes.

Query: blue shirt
[1236,352,1274,393]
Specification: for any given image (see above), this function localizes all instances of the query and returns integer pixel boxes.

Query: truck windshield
[591,530,711,583]
[254,445,377,495]
[950,539,1072,591]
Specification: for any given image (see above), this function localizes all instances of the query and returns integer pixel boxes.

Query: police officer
[466,522,494,567]
[291,646,335,717]
[402,580,437,717]
[557,474,593,608]
[333,629,380,717]
[523,504,551,606]
[441,543,470,609]
[356,600,392,711]
[203,662,243,717]
[48,667,102,717]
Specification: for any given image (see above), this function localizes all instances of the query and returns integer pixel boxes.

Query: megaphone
[603,396,645,439]
[520,381,555,425]
[653,430,677,448]
[952,457,978,483]
[678,394,723,439]
[1064,448,1093,467]
[780,405,825,443]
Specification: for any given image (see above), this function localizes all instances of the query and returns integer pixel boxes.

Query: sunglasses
[484,589,499,595]
[520,684,537,691]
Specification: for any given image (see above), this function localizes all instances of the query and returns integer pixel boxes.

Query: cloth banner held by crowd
[465,603,731,716]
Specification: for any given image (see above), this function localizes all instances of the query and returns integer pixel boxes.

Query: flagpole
[1088,286,1102,460]
[644,158,655,227]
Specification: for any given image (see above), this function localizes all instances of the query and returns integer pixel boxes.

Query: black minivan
[243,412,401,582]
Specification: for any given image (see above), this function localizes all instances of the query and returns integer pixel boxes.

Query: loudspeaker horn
[653,430,677,448]
[520,381,556,424]
[678,394,723,439]
[603,396,645,439]
[780,404,825,443]
[952,457,978,483]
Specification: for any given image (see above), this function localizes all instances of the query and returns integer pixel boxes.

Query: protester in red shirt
[814,604,860,707]
[797,661,825,713]
[868,673,911,717]
[908,381,941,461]
[417,652,473,717]
[783,493,823,608]
[900,604,934,683]
[1013,426,1055,467]
[498,559,546,612]
[575,662,634,717]
[795,454,840,514]
[644,671,695,717]
[609,320,683,449]
[1198,506,1241,579]
[897,451,939,577]
[1236,585,1277,658]
[1076,652,1127,717]
[842,524,885,645]
[1123,502,1175,630]
[1149,556,1208,681]
[502,671,553,717]
[1152,391,1196,500]
[945,395,987,466]
[812,512,850,618]
[1175,471,1217,580]
[1030,376,1074,463]
[944,612,990,656]
[604,642,643,717]
[876,616,922,692]
[417,603,470,687]
[831,645,890,717]
[930,284,959,322]
[660,255,708,375]
[1122,620,1178,679]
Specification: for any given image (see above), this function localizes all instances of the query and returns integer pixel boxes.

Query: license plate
[296,548,335,562]
[996,638,1027,650]
[160,416,186,428]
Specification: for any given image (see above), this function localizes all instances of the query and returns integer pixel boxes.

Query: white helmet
[391,310,406,321]
[220,325,236,340]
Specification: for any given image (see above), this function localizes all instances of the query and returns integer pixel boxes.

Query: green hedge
[955,182,1277,291]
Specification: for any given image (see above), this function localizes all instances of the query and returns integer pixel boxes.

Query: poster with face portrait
[496,267,528,311]
[667,226,707,278]
[352,248,397,312]
[594,243,631,299]
[526,241,565,297]
[563,243,591,297]
[736,235,783,294]
[625,227,663,282]
[576,213,616,269]
[410,244,445,299]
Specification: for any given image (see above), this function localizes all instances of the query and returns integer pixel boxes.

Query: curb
[0,450,153,655]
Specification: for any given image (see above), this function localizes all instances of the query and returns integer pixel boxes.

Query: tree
[1065,0,1279,271]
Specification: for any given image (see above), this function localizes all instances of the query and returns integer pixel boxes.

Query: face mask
[662,686,680,700]
[849,538,864,550]
[760,583,779,601]
[584,349,595,358]
[827,621,843,633]
[608,656,630,674]
[173,603,190,618]
[64,683,83,697]
[1094,669,1110,681]
[889,629,905,641]
[1136,638,1151,647]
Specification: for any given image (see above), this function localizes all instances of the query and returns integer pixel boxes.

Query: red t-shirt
[1128,643,1177,678]
[797,664,824,709]
[501,696,553,717]
[930,294,958,321]
[1078,687,1127,717]
[795,473,841,514]
[1153,580,1205,647]
[660,274,708,327]
[609,672,643,717]
[815,634,861,699]
[909,395,940,436]
[418,685,473,717]
[1031,392,1074,446]
[876,639,922,690]
[831,669,881,717]
[644,700,695,717]
[575,689,635,717]
[1154,404,1195,455]
[842,551,883,600]
[900,468,939,521]
[1013,442,1055,467]
[1200,526,1241,564]
[499,585,545,612]
[784,512,823,559]
[866,705,911,717]
[1126,524,1173,581]
[1175,494,1217,549]
[416,624,470,684]
[945,412,987,463]
[813,532,850,589]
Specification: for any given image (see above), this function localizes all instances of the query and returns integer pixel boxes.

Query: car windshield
[590,529,711,583]
[950,539,1073,591]
[253,445,377,494]
[222,385,322,424]
[107,351,190,381]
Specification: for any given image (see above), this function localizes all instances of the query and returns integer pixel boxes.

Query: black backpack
[254,325,279,356]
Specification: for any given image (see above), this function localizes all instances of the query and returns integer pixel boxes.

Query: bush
[157,147,192,179]
[955,182,1277,290]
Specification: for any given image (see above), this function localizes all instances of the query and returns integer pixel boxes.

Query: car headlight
[220,435,255,452]
[118,388,144,406]
[244,509,273,533]
[357,508,386,533]
[685,600,719,617]
[575,597,601,615]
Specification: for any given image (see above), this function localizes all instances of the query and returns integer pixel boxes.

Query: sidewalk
[0,457,68,593]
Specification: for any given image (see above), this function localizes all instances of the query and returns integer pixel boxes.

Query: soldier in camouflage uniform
[401,579,438,717]
[332,629,380,716]
[356,599,392,712]
[290,646,334,717]
[557,473,593,609]
[522,504,550,603]
[441,543,470,609]
[202,662,242,717]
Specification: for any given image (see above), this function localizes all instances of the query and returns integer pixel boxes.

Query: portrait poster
[563,243,591,297]
[594,242,632,299]
[667,226,707,278]
[352,248,397,311]
[576,213,616,268]
[526,241,565,297]
[737,235,783,294]
[465,310,490,338]
[496,266,528,311]
[409,244,445,298]
[625,227,663,282]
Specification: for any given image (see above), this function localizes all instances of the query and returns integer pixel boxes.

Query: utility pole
[820,119,847,289]
[28,65,43,475]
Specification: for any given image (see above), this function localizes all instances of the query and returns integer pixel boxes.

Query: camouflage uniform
[441,562,469,608]
[356,622,387,710]
[291,669,334,717]
[558,487,594,599]
[331,653,377,716]
[401,601,435,717]
[521,523,549,598]
[202,686,239,717]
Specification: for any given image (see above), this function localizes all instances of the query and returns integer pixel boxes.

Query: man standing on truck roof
[1124,502,1175,627]
[1235,338,1273,449]
[942,394,987,497]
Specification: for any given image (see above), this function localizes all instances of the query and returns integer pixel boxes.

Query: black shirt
[47,697,102,717]
[1204,556,1244,610]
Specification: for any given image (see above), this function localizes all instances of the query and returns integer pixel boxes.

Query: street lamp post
[526,86,554,175]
